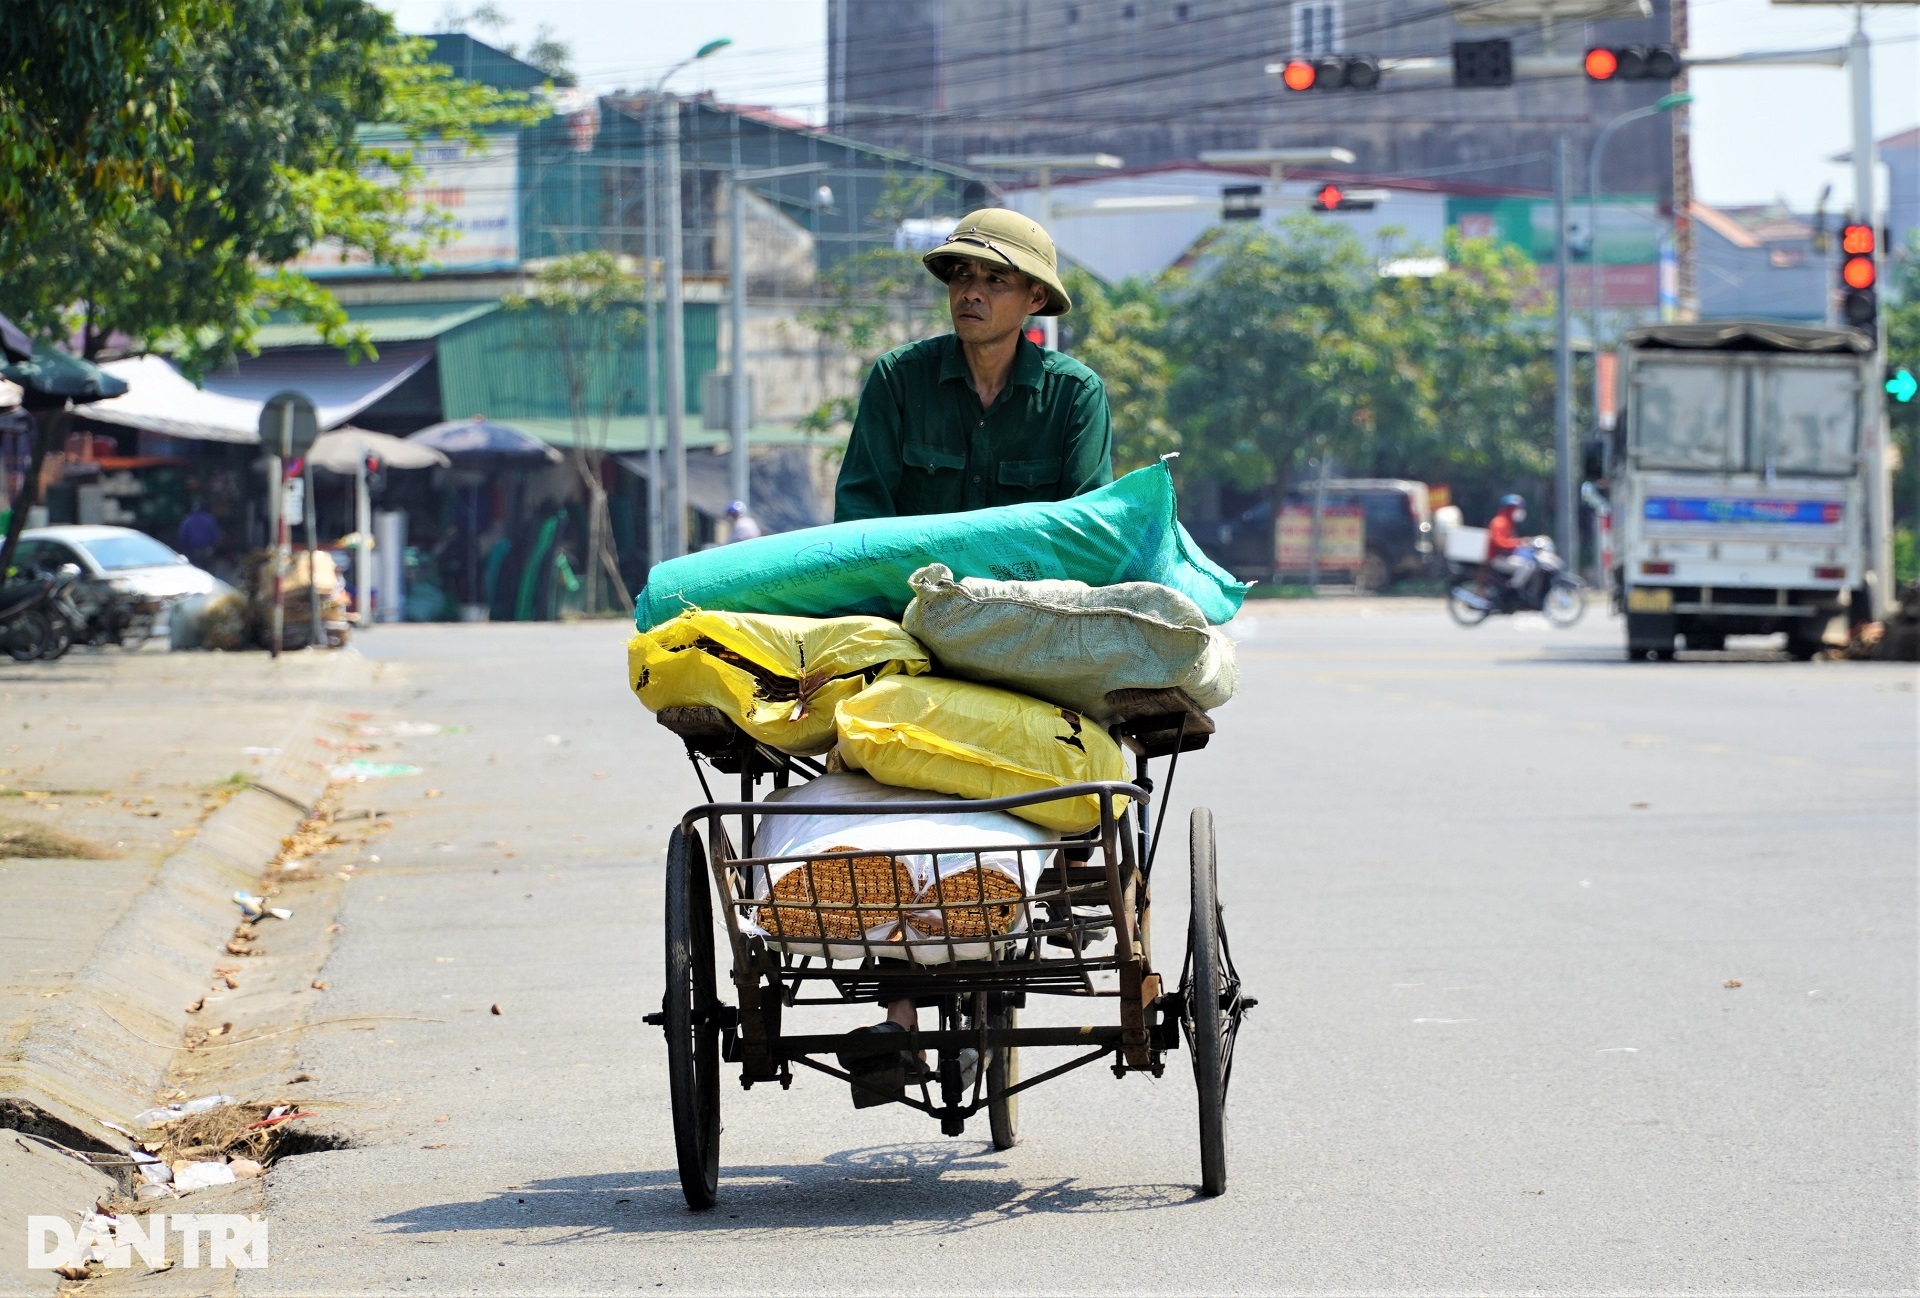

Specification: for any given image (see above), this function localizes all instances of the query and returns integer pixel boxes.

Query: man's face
[946,258,1048,345]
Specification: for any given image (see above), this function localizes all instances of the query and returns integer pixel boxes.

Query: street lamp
[964,153,1123,350]
[1587,91,1692,430]
[651,37,731,562]
[726,162,830,515]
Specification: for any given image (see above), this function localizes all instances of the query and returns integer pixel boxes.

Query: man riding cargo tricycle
[636,211,1252,1207]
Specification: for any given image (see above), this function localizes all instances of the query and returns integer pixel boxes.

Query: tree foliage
[508,252,645,613]
[1058,268,1175,470]
[0,0,216,243]
[0,0,545,372]
[1158,216,1554,496]
[1887,237,1919,523]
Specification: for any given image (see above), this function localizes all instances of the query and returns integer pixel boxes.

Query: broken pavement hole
[270,1127,355,1160]
[154,1102,355,1170]
[2,1098,143,1194]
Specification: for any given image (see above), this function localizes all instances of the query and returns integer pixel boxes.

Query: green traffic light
[1889,368,1917,404]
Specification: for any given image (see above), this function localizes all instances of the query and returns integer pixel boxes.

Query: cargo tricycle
[645,688,1250,1208]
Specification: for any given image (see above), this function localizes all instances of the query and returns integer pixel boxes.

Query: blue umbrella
[406,416,561,464]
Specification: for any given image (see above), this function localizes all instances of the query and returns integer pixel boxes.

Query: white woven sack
[748,774,1053,963]
[901,563,1237,722]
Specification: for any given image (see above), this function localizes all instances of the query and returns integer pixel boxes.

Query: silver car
[15,525,217,647]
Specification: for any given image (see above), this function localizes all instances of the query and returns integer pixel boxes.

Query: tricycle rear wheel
[1184,808,1231,1197]
[665,826,721,1209]
[986,997,1019,1150]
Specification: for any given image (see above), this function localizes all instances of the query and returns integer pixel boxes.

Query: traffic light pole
[1849,17,1892,620]
[1553,137,1577,573]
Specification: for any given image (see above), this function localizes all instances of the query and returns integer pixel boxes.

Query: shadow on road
[376,1141,1201,1239]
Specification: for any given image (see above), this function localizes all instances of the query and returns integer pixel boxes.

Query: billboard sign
[1276,503,1365,573]
[1449,196,1665,308]
[288,131,519,277]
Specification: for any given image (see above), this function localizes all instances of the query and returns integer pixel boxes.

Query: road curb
[0,704,341,1163]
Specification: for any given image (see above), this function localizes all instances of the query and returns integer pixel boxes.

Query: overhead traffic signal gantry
[1838,222,1877,333]
[1583,45,1681,81]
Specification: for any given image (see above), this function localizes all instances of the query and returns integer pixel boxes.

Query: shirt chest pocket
[903,442,966,475]
[997,457,1062,489]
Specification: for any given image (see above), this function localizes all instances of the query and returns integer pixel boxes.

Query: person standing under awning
[833,209,1113,522]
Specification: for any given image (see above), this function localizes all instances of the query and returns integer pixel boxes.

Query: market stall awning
[199,344,436,427]
[307,427,450,474]
[85,346,437,444]
[84,355,264,443]
[408,416,562,464]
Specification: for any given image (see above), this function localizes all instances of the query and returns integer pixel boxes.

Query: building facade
[828,0,1685,203]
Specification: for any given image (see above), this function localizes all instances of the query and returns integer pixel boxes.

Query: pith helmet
[923,208,1072,316]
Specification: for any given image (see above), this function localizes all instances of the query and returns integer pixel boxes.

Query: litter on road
[134,1095,239,1128]
[330,760,423,782]
[233,890,292,920]
[171,1160,237,1191]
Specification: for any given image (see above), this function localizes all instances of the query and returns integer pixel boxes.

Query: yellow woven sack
[629,611,929,755]
[834,676,1130,833]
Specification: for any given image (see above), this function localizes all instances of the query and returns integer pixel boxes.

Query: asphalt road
[237,607,1915,1295]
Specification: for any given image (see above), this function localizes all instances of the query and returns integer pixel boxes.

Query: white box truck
[1605,323,1891,660]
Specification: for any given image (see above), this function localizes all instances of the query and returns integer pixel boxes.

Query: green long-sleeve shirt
[833,334,1113,521]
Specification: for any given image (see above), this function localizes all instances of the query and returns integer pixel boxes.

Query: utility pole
[1589,93,1694,483]
[1553,136,1577,571]
[643,134,663,569]
[662,93,688,559]
[726,162,830,517]
[645,37,731,561]
[728,172,751,513]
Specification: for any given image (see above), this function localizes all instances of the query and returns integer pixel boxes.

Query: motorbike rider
[1481,494,1535,599]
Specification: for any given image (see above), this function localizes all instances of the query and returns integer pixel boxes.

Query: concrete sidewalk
[0,646,398,1295]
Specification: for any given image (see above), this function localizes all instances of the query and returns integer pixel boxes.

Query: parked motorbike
[42,563,84,660]
[1447,538,1585,628]
[72,583,164,650]
[0,574,57,661]
[1,563,87,662]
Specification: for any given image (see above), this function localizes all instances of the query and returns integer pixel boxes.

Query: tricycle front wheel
[665,826,721,1209]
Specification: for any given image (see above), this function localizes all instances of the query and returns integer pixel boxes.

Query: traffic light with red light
[1312,184,1377,212]
[1280,55,1380,91]
[1838,222,1877,332]
[1583,45,1680,81]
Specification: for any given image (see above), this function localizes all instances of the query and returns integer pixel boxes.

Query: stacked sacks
[835,676,1128,834]
[900,563,1235,723]
[628,611,928,754]
[634,461,1247,629]
[628,480,1240,960]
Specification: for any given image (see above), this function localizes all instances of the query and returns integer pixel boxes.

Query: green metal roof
[251,301,501,349]
[513,417,838,454]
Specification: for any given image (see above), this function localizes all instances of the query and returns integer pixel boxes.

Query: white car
[15,525,217,645]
